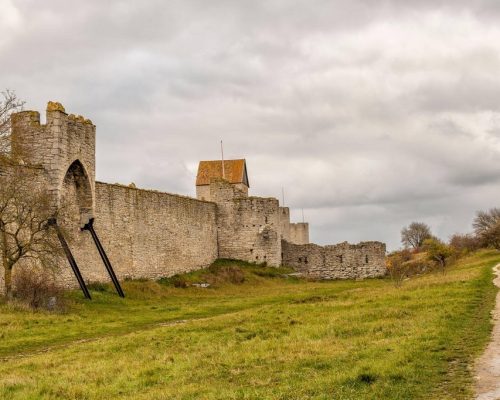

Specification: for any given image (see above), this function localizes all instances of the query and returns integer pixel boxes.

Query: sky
[2,0,500,250]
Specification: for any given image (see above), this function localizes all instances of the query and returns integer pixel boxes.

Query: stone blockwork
[279,207,291,241]
[57,182,218,287]
[11,104,96,225]
[290,223,309,245]
[210,179,281,266]
[282,240,387,280]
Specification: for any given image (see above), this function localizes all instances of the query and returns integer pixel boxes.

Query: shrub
[423,238,454,273]
[449,233,482,254]
[386,251,410,287]
[11,268,65,311]
[170,275,188,288]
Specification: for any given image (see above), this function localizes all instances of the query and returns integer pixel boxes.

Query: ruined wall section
[290,222,309,244]
[282,240,386,279]
[211,179,281,266]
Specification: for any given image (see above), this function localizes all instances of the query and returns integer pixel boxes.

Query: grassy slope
[0,252,498,400]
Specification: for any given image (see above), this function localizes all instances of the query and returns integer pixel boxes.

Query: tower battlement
[10,102,96,225]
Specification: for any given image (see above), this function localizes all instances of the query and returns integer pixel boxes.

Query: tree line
[387,209,500,286]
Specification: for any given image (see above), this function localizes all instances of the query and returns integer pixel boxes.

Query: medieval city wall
[282,240,386,279]
[211,180,282,266]
[55,182,218,288]
[1,103,389,294]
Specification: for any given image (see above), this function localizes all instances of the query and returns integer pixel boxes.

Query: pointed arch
[61,160,93,226]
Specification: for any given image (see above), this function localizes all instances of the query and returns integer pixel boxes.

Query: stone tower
[11,102,96,226]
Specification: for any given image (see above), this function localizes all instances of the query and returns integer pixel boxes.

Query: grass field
[0,251,499,400]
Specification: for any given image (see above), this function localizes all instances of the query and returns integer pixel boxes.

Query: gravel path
[475,264,500,400]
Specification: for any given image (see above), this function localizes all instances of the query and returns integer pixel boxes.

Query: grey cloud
[3,1,500,250]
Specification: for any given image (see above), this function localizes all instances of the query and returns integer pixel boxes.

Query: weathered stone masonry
[210,179,281,266]
[11,102,96,225]
[0,102,387,292]
[56,183,218,288]
[282,240,386,279]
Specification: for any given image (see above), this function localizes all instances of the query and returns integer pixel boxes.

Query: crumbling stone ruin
[282,241,387,280]
[0,102,386,293]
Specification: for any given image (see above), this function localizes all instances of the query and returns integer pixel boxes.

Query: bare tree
[449,233,481,254]
[0,90,25,155]
[473,208,500,250]
[401,222,432,250]
[0,91,63,298]
[0,169,62,297]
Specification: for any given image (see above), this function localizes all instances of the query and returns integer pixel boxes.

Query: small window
[304,257,308,264]
[338,255,343,263]
[265,216,268,224]
[365,255,369,264]
[256,256,259,260]
[298,257,302,263]
[250,249,253,254]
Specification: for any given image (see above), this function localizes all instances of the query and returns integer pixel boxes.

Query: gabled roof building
[196,159,249,201]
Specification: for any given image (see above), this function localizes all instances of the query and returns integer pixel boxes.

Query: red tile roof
[196,159,249,187]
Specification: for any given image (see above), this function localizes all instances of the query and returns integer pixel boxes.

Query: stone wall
[55,182,218,288]
[0,260,4,295]
[210,179,281,266]
[196,185,211,202]
[282,240,386,279]
[197,183,248,202]
[290,222,309,244]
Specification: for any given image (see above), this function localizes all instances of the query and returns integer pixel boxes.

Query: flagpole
[221,140,225,179]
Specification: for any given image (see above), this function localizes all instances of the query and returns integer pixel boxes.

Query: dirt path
[475,264,500,400]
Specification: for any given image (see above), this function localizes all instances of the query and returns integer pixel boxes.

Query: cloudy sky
[2,0,500,249]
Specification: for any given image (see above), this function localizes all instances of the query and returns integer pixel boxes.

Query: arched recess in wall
[59,160,93,228]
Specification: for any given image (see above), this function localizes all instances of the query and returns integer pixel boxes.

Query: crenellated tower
[11,102,96,226]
